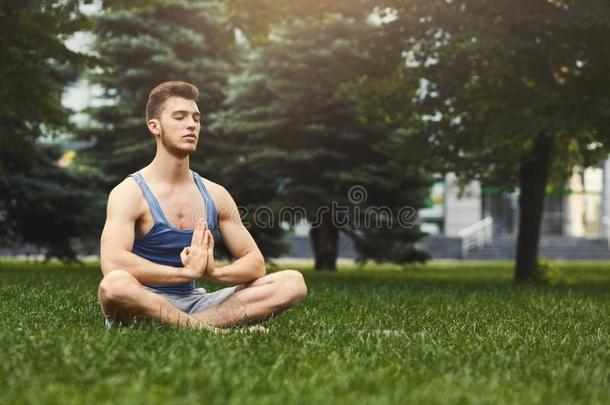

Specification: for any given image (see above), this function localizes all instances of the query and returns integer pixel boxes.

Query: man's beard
[159,129,195,158]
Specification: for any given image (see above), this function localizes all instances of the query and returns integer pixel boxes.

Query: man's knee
[278,269,307,307]
[98,270,139,305]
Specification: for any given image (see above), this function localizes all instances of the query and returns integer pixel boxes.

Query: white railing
[602,216,610,250]
[459,217,494,258]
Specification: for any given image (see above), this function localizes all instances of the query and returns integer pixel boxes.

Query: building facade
[420,163,608,239]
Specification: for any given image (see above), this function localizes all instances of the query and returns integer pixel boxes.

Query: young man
[98,81,307,332]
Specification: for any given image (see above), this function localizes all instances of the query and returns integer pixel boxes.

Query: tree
[365,0,610,281]
[3,145,105,261]
[224,0,375,43]
[78,0,289,259]
[0,0,102,261]
[217,15,431,270]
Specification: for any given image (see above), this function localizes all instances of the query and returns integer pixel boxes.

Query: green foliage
[0,0,90,147]
[224,0,375,43]
[352,227,432,265]
[79,0,289,259]
[0,0,101,260]
[368,0,610,184]
[534,257,562,285]
[361,0,610,279]
[0,261,609,403]
[1,145,105,262]
[217,14,431,269]
[82,0,286,257]
[80,0,237,185]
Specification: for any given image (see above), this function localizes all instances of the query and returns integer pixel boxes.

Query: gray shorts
[145,285,240,314]
[104,285,239,327]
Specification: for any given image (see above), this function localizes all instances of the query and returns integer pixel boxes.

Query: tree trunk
[515,134,553,283]
[310,214,338,271]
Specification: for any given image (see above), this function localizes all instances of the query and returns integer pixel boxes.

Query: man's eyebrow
[171,110,201,116]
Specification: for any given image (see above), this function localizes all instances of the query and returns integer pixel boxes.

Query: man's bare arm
[99,178,195,284]
[205,185,266,285]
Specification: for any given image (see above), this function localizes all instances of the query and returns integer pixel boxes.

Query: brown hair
[146,81,199,121]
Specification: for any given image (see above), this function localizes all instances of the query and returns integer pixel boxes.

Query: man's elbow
[100,258,119,276]
[100,251,125,276]
[254,253,266,279]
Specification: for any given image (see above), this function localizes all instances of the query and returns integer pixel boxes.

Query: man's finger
[207,230,214,251]
[203,225,209,247]
[191,219,205,247]
[180,247,189,263]
[200,220,208,246]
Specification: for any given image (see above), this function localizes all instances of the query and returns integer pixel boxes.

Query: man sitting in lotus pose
[98,81,307,332]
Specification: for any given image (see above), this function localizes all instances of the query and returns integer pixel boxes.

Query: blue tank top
[129,170,217,294]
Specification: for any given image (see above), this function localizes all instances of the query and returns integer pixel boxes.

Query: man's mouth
[183,134,197,140]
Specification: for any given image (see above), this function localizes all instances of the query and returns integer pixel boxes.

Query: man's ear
[147,118,161,136]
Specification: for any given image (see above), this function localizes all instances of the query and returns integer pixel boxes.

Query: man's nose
[186,117,197,130]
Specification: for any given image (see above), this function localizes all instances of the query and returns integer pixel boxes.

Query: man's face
[149,96,201,157]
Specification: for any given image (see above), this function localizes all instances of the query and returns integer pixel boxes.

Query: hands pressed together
[181,218,215,280]
[179,219,269,334]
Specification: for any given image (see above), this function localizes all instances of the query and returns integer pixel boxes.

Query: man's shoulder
[199,176,223,192]
[110,175,140,196]
[105,175,146,221]
[106,175,144,209]
[196,175,234,210]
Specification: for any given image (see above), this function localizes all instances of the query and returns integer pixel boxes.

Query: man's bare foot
[245,324,269,334]
[190,319,268,334]
[188,319,230,334]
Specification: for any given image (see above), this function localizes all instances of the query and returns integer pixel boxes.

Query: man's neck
[143,148,192,185]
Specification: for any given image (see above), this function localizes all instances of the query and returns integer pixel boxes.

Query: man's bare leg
[98,270,219,331]
[190,269,307,327]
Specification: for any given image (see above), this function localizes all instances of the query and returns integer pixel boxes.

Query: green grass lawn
[0,260,608,404]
